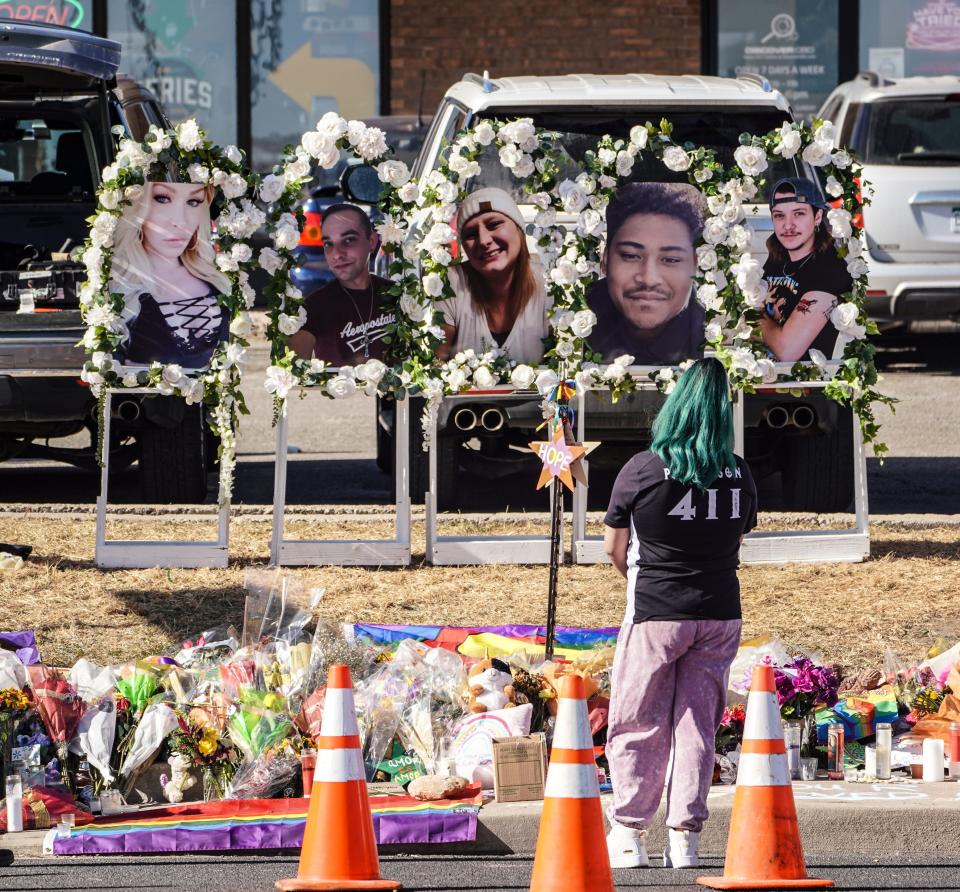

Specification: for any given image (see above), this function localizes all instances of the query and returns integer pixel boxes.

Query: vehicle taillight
[300,211,323,247]
[449,215,459,260]
[829,175,864,231]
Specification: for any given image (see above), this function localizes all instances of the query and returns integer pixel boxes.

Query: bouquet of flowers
[227,689,292,764]
[716,703,746,755]
[775,657,840,720]
[0,686,32,779]
[26,666,83,793]
[169,710,238,801]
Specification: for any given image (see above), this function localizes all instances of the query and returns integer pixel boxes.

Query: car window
[454,107,803,203]
[415,102,468,178]
[0,115,94,197]
[863,97,960,164]
[819,95,843,126]
[839,102,860,150]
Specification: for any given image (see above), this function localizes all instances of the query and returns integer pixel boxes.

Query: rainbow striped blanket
[53,792,482,855]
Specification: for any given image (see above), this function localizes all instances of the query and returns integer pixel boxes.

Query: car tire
[781,410,854,513]
[138,403,209,504]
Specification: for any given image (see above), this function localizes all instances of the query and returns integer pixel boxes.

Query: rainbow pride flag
[347,623,618,661]
[53,792,482,855]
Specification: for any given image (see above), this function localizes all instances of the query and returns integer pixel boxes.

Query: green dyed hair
[650,357,736,490]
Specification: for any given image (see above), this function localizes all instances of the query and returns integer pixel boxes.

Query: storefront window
[716,0,839,121]
[0,0,90,29]
[250,0,380,171]
[860,0,960,79]
[107,0,237,146]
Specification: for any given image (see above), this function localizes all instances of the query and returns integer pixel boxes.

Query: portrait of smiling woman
[111,181,230,369]
[436,187,549,364]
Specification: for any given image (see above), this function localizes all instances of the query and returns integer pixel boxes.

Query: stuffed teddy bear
[161,753,197,804]
[468,658,518,713]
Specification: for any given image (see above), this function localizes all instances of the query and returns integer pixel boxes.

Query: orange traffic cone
[276,664,401,891]
[529,674,613,892]
[697,665,833,889]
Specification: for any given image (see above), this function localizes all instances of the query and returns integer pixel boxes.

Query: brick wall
[387,0,702,115]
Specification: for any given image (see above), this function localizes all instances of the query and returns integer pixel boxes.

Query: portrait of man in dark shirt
[288,203,395,367]
[587,182,705,365]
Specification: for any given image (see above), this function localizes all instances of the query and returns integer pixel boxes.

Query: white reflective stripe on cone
[743,690,783,742]
[736,752,791,787]
[315,747,366,783]
[552,701,594,750]
[543,761,600,799]
[319,688,361,737]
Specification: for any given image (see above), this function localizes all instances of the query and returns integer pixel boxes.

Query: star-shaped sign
[529,427,585,492]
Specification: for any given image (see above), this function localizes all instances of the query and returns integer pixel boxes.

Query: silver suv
[818,72,960,326]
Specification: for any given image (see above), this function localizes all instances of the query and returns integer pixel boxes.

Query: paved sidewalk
[3,778,958,861]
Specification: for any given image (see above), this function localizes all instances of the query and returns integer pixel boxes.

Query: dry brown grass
[1,516,958,672]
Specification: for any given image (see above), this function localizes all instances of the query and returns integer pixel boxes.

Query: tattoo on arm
[823,298,838,321]
[794,297,815,315]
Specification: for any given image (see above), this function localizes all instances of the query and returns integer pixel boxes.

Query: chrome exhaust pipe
[480,407,505,432]
[114,399,141,423]
[765,405,790,429]
[452,406,477,432]
[791,405,816,430]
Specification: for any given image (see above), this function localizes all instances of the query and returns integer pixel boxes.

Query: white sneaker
[606,821,649,869]
[663,828,700,868]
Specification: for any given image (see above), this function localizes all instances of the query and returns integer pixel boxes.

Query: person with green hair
[602,357,757,871]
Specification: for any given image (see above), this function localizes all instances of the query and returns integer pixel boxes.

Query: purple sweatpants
[607,619,741,833]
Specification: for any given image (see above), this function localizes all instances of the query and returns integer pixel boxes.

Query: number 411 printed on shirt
[668,488,742,521]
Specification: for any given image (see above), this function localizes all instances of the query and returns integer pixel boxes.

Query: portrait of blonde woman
[111,181,230,368]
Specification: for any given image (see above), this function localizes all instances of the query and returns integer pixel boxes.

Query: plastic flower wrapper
[241,570,313,649]
[173,624,240,668]
[26,665,84,791]
[274,639,314,712]
[0,650,27,690]
[302,621,381,696]
[226,741,301,800]
[67,659,119,786]
[115,661,164,719]
[227,690,292,763]
[218,648,258,700]
[119,702,179,777]
[353,665,403,780]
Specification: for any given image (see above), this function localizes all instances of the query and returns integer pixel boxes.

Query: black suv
[0,21,213,502]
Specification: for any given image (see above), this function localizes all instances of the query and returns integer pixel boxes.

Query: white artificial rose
[846,255,869,278]
[702,217,728,245]
[510,364,536,389]
[603,363,627,384]
[598,147,617,166]
[629,125,648,150]
[697,246,718,270]
[99,189,121,210]
[429,244,452,266]
[400,293,431,323]
[729,346,759,376]
[536,369,559,395]
[802,139,833,167]
[727,224,752,251]
[513,155,535,178]
[474,121,495,145]
[662,146,691,171]
[258,247,283,275]
[101,163,118,183]
[558,179,588,213]
[535,208,557,228]
[377,159,411,187]
[531,192,552,210]
[301,130,335,160]
[398,181,419,203]
[278,312,304,336]
[774,123,802,159]
[845,237,864,259]
[162,364,184,386]
[258,174,285,204]
[273,223,300,251]
[549,258,578,286]
[176,119,203,151]
[505,118,535,145]
[575,367,597,390]
[435,181,457,204]
[315,111,348,138]
[808,348,829,369]
[707,195,725,215]
[357,127,388,161]
[755,357,778,384]
[570,309,597,338]
[230,243,252,263]
[376,215,406,245]
[704,318,723,342]
[283,156,311,184]
[577,208,604,237]
[710,269,728,290]
[694,167,714,183]
[361,358,387,384]
[574,173,597,196]
[696,283,721,310]
[224,144,243,164]
[721,202,745,225]
[827,207,853,240]
[422,272,444,298]
[831,302,866,339]
[216,254,239,272]
[327,374,358,399]
[498,143,521,169]
[556,339,574,358]
[122,371,140,388]
[230,312,253,339]
[615,151,634,177]
[831,149,852,170]
[222,173,247,200]
[733,145,769,177]
[472,365,495,388]
[551,309,574,331]
[825,175,844,198]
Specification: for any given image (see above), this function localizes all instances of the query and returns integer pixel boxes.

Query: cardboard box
[491,733,548,802]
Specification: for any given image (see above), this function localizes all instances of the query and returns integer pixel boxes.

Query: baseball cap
[456,187,525,234]
[768,177,829,211]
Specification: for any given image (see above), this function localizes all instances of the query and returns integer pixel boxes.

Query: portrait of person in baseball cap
[760,177,853,362]
[586,182,706,365]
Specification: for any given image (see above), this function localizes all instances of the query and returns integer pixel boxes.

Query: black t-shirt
[604,450,758,624]
[586,279,705,365]
[762,249,853,359]
[302,274,394,366]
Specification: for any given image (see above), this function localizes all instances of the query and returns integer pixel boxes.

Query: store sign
[0,0,87,27]
[861,0,960,77]
[906,1,960,50]
[717,0,839,121]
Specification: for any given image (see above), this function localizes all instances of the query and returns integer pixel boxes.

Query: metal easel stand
[269,388,411,566]
[95,388,229,569]
[571,367,870,565]
[424,389,557,566]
